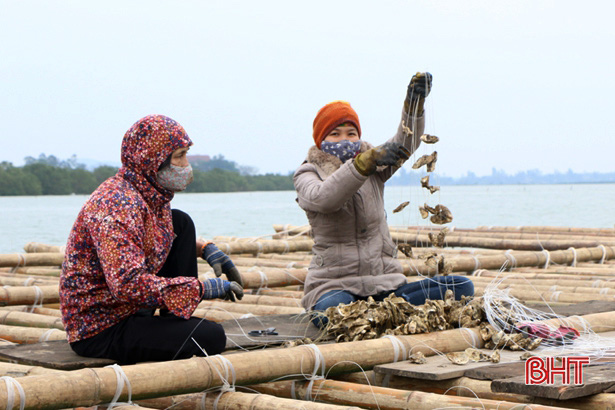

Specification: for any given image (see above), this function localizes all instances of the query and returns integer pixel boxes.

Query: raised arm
[378,72,432,181]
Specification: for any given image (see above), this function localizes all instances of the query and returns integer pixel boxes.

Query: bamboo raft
[0,225,614,409]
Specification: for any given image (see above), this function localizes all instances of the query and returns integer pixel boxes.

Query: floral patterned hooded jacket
[60,115,203,343]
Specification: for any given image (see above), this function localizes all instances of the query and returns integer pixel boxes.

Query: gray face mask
[156,163,194,191]
[321,140,361,162]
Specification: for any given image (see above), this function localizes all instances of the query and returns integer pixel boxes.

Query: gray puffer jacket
[294,109,425,310]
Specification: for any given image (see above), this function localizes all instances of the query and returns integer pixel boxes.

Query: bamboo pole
[475,225,615,236]
[250,379,566,410]
[0,253,64,268]
[23,243,64,253]
[240,294,302,308]
[391,226,615,241]
[0,285,59,306]
[200,267,307,289]
[0,324,66,344]
[0,362,65,377]
[136,391,360,409]
[197,300,304,315]
[0,276,58,287]
[400,246,615,276]
[0,310,64,330]
[0,306,62,318]
[391,232,615,251]
[0,267,61,277]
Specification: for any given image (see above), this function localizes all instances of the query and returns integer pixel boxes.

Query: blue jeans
[311,275,474,328]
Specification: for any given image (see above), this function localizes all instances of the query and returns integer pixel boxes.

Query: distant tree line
[389,167,615,186]
[0,154,293,196]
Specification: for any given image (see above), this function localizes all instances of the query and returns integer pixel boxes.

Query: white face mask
[156,163,194,191]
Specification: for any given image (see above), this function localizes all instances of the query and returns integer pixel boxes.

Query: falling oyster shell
[420,134,440,144]
[393,201,410,213]
[428,227,449,248]
[430,204,453,225]
[419,206,429,219]
[397,243,413,258]
[412,151,437,172]
[447,351,471,365]
[420,175,440,194]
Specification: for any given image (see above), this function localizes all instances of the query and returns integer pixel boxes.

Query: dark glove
[404,72,433,114]
[354,142,410,176]
[201,278,244,301]
[202,243,244,287]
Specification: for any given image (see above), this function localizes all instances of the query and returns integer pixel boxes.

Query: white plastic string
[0,376,26,410]
[460,328,480,349]
[104,364,133,410]
[222,243,231,255]
[504,250,517,269]
[286,261,296,269]
[10,254,26,273]
[567,247,578,267]
[600,288,609,295]
[300,344,326,401]
[541,249,551,268]
[281,241,290,255]
[381,335,407,362]
[255,242,263,257]
[471,269,486,277]
[598,244,607,264]
[290,380,297,400]
[592,280,604,288]
[548,285,558,292]
[549,291,561,302]
[471,255,480,273]
[29,286,44,313]
[38,328,61,342]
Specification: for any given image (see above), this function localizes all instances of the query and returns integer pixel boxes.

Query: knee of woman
[209,323,227,355]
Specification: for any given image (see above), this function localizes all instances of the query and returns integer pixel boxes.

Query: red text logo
[525,356,590,385]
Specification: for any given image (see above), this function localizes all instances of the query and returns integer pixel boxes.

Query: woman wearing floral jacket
[60,115,243,364]
[294,73,474,326]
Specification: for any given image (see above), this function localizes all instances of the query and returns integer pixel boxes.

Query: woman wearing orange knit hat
[294,73,474,327]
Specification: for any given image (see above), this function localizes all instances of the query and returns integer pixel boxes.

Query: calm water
[0,184,613,254]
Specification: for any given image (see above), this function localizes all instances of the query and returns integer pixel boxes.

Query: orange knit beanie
[312,101,362,148]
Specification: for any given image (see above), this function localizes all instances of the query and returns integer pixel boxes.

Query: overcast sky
[1,0,613,177]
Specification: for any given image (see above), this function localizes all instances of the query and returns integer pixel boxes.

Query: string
[0,376,26,410]
[381,335,407,362]
[104,364,133,410]
[38,328,61,342]
[29,286,43,313]
[598,244,607,264]
[541,249,551,268]
[567,247,577,267]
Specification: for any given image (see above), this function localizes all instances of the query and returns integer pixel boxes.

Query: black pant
[71,209,226,364]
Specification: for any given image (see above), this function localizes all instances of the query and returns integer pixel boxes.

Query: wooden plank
[463,361,526,380]
[492,364,615,400]
[374,349,524,381]
[223,313,325,350]
[0,340,114,370]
